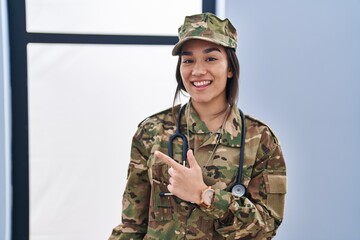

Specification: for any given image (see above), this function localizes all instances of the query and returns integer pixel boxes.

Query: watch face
[203,189,215,205]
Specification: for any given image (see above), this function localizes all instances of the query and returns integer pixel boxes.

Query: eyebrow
[181,47,222,56]
[203,47,221,54]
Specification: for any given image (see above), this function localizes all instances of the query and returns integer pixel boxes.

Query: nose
[192,61,207,76]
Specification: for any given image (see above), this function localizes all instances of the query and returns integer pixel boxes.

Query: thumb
[187,149,199,168]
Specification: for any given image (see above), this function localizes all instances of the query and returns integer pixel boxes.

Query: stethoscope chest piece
[231,184,246,197]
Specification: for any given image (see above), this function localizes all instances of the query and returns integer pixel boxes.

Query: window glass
[27,43,187,239]
[26,0,202,35]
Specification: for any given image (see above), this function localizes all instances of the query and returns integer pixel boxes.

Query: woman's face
[180,39,232,106]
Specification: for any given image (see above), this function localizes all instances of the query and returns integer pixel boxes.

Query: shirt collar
[183,102,243,148]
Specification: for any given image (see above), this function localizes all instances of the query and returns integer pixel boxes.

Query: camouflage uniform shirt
[109,104,287,239]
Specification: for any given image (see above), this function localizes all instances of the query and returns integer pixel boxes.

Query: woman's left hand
[154,149,208,204]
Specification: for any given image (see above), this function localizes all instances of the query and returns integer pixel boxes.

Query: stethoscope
[168,104,247,198]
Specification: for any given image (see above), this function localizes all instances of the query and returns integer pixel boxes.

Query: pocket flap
[267,175,287,193]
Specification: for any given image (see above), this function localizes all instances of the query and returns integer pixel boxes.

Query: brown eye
[182,59,193,64]
[206,57,217,62]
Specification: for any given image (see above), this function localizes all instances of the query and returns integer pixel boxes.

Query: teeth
[193,81,211,87]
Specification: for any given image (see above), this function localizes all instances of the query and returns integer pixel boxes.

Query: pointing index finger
[154,151,182,170]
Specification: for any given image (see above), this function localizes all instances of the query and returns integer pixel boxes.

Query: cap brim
[171,36,232,56]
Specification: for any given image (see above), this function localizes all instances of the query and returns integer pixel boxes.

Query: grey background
[226,0,360,239]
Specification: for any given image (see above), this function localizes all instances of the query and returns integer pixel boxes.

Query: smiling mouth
[192,80,211,87]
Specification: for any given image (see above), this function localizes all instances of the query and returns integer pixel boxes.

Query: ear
[227,68,233,78]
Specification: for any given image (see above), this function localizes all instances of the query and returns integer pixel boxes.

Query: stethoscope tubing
[235,108,246,185]
[168,105,188,165]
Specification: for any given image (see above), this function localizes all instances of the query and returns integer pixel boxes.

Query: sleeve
[109,126,151,240]
[203,127,287,239]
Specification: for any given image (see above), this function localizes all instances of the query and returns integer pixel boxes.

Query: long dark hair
[172,47,240,109]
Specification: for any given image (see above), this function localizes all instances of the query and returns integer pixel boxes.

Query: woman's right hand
[154,149,208,204]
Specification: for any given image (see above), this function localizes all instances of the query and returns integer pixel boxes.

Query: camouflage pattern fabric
[172,12,237,55]
[109,104,287,240]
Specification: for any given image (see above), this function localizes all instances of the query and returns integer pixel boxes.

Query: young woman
[109,13,287,240]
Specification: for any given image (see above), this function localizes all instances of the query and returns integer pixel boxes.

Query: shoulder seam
[137,105,180,127]
[245,114,279,144]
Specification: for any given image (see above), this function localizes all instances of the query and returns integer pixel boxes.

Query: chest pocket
[148,163,174,222]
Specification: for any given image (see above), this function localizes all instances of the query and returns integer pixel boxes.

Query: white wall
[0,0,11,239]
[226,0,360,239]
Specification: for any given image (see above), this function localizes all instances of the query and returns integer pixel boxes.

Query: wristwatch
[199,186,215,209]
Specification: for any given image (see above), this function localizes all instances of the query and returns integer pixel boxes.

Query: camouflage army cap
[172,12,237,56]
